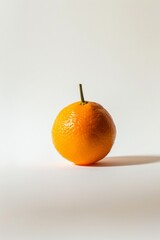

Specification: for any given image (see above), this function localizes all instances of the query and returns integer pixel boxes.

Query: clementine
[51,84,116,165]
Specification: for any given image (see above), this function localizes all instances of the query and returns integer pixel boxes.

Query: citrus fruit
[51,84,116,165]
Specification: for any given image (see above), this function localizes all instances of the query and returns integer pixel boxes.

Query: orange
[51,84,116,165]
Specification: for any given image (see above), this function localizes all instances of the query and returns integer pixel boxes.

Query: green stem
[79,84,87,104]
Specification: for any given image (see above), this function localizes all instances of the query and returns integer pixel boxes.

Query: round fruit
[51,84,116,165]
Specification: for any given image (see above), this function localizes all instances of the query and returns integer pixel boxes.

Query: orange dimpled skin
[51,84,116,165]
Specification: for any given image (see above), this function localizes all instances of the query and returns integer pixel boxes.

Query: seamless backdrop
[0,1,160,240]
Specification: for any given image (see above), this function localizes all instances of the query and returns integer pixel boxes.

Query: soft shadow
[91,155,160,167]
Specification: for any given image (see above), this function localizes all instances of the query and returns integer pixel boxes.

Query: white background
[0,0,160,239]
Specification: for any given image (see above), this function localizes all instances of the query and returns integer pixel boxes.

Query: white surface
[1,157,160,240]
[0,0,160,239]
